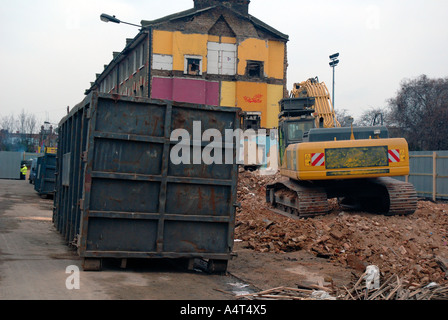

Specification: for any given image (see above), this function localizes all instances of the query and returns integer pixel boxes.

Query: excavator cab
[278,97,316,166]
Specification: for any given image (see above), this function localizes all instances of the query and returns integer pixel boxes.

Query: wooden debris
[236,276,448,300]
[435,256,448,277]
[238,286,335,300]
[343,273,448,300]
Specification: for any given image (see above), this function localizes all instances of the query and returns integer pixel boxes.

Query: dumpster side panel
[53,101,89,245]
[86,218,158,252]
[89,179,160,213]
[163,221,229,253]
[34,157,43,192]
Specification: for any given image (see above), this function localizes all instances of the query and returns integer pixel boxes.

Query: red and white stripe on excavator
[311,153,325,166]
[388,149,400,163]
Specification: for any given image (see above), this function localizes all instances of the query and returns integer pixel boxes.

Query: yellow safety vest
[21,166,27,175]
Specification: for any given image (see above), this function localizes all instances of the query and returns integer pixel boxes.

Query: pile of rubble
[235,169,448,297]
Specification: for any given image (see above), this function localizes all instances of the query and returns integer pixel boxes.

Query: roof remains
[141,2,288,41]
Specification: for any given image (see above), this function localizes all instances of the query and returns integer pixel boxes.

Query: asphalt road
[0,179,253,300]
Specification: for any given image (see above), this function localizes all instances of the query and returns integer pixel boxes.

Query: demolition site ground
[0,170,447,300]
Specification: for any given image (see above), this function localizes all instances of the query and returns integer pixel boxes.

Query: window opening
[187,58,201,75]
[246,60,263,78]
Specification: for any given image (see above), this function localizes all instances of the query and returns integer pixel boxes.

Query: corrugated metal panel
[394,151,448,200]
[437,151,448,199]
[0,151,22,179]
[53,92,240,271]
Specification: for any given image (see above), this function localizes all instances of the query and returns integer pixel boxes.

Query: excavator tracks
[266,178,329,219]
[371,177,418,216]
[266,177,418,219]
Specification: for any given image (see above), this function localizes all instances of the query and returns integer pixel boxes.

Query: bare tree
[335,108,354,127]
[1,111,41,151]
[0,114,16,132]
[0,114,15,150]
[17,109,26,134]
[25,114,37,135]
[356,107,390,127]
[387,74,448,151]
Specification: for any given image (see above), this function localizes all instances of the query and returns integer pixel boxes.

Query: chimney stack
[193,0,250,15]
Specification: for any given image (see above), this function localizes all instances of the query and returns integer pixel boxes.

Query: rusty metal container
[53,92,240,271]
[34,153,56,197]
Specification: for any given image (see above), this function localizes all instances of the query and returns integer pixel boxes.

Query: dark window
[187,58,201,75]
[287,121,314,141]
[246,60,264,78]
[242,113,261,130]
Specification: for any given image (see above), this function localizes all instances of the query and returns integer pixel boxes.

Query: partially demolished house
[88,0,289,129]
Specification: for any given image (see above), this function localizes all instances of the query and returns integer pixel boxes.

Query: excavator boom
[290,77,340,128]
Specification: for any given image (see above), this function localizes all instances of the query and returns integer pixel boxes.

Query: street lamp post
[329,53,339,125]
[100,13,142,28]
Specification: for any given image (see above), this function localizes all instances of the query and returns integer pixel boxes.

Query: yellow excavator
[266,77,417,218]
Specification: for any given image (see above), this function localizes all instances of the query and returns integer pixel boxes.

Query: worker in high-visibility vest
[20,164,27,180]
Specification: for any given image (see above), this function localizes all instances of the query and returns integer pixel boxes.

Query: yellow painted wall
[153,32,285,78]
[267,40,285,80]
[221,82,282,128]
[152,30,173,55]
[208,35,237,44]
[237,38,285,79]
[266,84,284,128]
[152,30,208,72]
[235,39,285,128]
[237,38,269,76]
[236,81,267,127]
[172,32,208,71]
[221,81,236,107]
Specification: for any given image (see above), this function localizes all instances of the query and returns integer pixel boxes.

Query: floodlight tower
[329,52,339,113]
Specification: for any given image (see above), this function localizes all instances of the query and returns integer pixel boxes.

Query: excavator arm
[290,77,341,128]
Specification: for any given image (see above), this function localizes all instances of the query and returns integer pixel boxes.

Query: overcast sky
[1,0,447,126]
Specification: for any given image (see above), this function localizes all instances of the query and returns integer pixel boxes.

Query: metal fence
[395,151,448,201]
[0,151,24,179]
